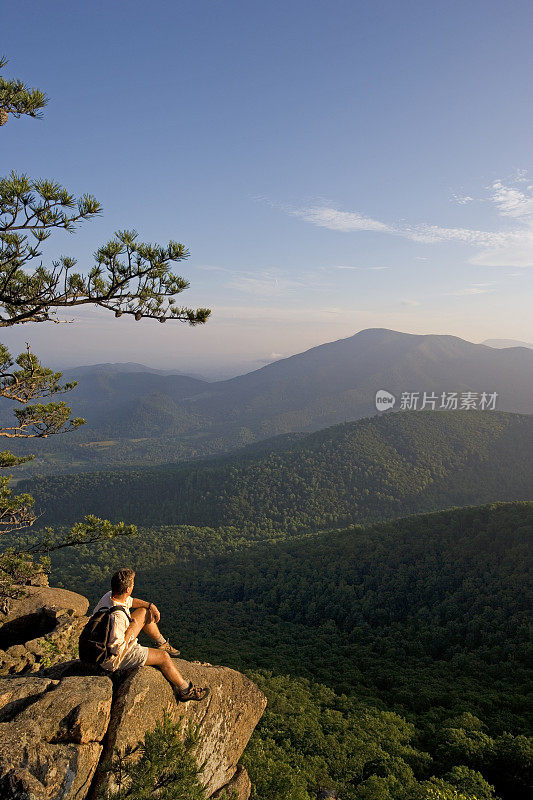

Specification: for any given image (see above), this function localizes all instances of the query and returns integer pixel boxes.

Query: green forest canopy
[24,410,533,535]
[46,501,533,800]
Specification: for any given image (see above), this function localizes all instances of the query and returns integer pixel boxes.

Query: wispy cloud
[288,175,533,267]
[212,305,360,323]
[334,265,390,271]
[291,206,391,233]
[225,274,303,295]
[400,299,421,307]
[468,237,533,268]
[447,282,496,297]
[196,264,314,297]
[451,193,474,205]
[194,264,234,273]
[490,180,533,220]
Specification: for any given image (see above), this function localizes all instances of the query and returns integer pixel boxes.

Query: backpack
[78,606,131,665]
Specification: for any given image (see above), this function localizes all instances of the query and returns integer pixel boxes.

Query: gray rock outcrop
[0,581,266,800]
[0,578,89,676]
[0,673,113,799]
[211,764,252,800]
[94,660,266,798]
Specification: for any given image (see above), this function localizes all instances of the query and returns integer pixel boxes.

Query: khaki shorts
[116,642,149,672]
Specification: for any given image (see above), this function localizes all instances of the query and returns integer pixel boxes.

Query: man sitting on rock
[93,568,209,702]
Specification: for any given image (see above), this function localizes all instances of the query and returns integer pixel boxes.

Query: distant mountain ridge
[482,338,533,349]
[9,328,533,475]
[63,361,199,375]
[178,328,533,429]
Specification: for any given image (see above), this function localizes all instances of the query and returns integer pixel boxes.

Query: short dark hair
[111,568,135,595]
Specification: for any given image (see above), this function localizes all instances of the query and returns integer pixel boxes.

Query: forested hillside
[9,328,533,475]
[46,502,532,799]
[26,410,533,532]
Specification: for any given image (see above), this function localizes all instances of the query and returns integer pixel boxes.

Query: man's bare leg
[126,608,207,699]
[127,607,179,654]
[129,606,166,644]
[127,612,183,687]
[145,648,189,690]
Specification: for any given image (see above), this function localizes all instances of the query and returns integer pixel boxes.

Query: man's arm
[123,618,138,648]
[130,597,161,622]
[130,597,150,609]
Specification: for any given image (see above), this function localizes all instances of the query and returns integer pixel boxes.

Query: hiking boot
[175,682,210,702]
[155,639,180,657]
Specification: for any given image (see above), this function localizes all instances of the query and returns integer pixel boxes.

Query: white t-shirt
[92,591,135,670]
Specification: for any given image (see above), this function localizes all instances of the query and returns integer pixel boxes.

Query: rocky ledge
[0,576,89,676]
[0,579,266,800]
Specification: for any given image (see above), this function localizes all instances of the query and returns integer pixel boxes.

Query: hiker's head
[111,568,135,596]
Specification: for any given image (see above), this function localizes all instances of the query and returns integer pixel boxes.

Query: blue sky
[2,0,533,376]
